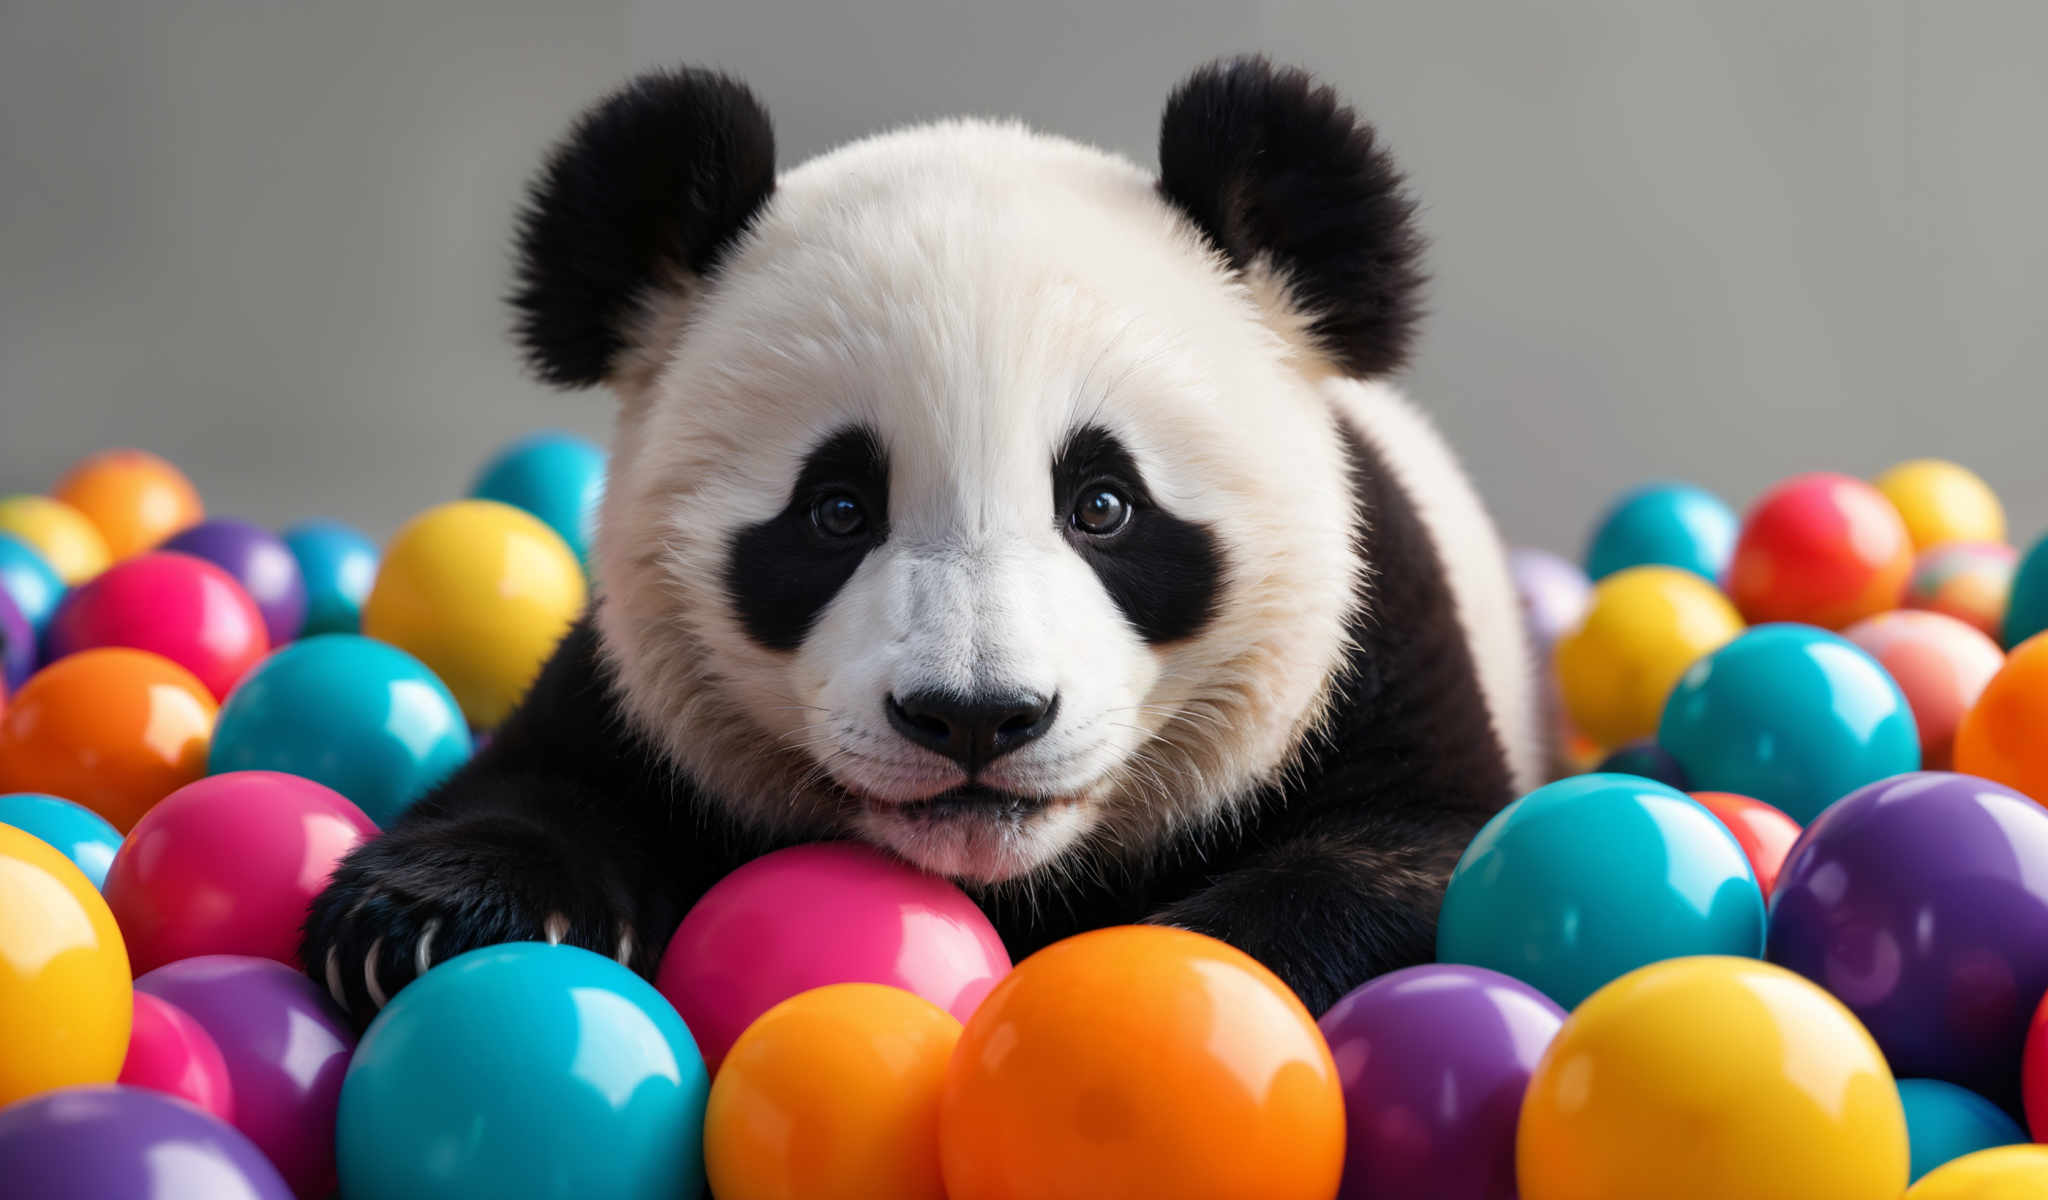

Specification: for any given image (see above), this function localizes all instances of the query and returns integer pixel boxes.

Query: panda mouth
[891,784,1053,822]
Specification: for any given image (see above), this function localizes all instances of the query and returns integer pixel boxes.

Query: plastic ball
[0,825,132,1106]
[362,499,587,729]
[1553,565,1744,748]
[0,584,29,691]
[0,791,121,888]
[1905,541,2017,639]
[163,518,308,645]
[1906,1145,2048,1199]
[0,1085,291,1200]
[2026,989,2048,1138]
[1517,957,1907,1200]
[1437,774,1764,1009]
[280,518,378,636]
[1689,791,1801,897]
[1897,1078,2026,1184]
[0,493,110,584]
[1510,546,1592,651]
[1955,632,2048,802]
[1318,964,1564,1200]
[118,991,236,1122]
[706,983,960,1200]
[939,926,1343,1200]
[208,635,471,826]
[658,842,1009,1070]
[46,551,270,699]
[2007,531,2048,648]
[337,942,708,1200]
[136,955,356,1199]
[1843,610,2003,770]
[1767,771,2048,1108]
[50,448,206,559]
[0,530,66,634]
[1584,481,1738,583]
[1875,459,2006,551]
[104,771,377,974]
[0,648,217,831]
[470,431,606,567]
[1659,623,1920,823]
[1727,472,1913,629]
[1593,738,1691,789]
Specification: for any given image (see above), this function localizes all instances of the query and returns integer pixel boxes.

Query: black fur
[510,68,776,387]
[1158,55,1427,378]
[726,426,890,651]
[1053,425,1221,644]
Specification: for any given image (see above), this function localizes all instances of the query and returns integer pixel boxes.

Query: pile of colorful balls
[0,446,2044,1200]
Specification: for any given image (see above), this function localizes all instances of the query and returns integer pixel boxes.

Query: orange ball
[0,824,133,1105]
[1956,633,2048,805]
[0,648,217,831]
[50,449,205,559]
[939,926,1343,1200]
[706,984,960,1200]
[1727,473,1913,630]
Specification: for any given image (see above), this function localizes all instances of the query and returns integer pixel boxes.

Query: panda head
[513,57,1426,884]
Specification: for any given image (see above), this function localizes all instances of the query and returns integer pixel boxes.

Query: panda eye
[1070,486,1132,537]
[809,491,869,539]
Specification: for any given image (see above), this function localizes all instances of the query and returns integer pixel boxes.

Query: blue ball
[1659,623,1921,824]
[1897,1078,2026,1183]
[208,635,471,826]
[470,432,606,567]
[0,792,122,889]
[280,519,379,637]
[1436,773,1766,1010]
[337,943,708,1200]
[2007,530,2048,649]
[0,531,65,636]
[1584,482,1738,583]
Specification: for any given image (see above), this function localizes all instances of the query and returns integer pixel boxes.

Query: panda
[304,54,1544,1025]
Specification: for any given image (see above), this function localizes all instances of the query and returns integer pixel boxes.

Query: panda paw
[302,812,643,1028]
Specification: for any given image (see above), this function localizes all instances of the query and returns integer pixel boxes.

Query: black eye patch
[1053,426,1221,644]
[725,426,889,651]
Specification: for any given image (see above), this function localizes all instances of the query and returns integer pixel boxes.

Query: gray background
[4,1,2043,556]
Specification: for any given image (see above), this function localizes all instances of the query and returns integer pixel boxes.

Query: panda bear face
[515,59,1426,884]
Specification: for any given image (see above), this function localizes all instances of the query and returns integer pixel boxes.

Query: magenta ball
[656,841,1010,1070]
[163,518,308,644]
[104,771,378,975]
[45,550,271,699]
[136,955,356,1199]
[1767,771,2048,1110]
[117,990,236,1122]
[0,1085,291,1200]
[1318,964,1565,1199]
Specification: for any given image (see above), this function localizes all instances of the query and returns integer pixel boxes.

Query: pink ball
[118,991,236,1123]
[657,841,1010,1070]
[45,551,270,700]
[104,770,378,974]
[1844,609,2005,770]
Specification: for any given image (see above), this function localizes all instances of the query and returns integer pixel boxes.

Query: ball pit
[0,791,122,888]
[1726,472,1912,629]
[1688,790,1800,897]
[0,1084,291,1200]
[0,824,132,1106]
[0,530,66,635]
[1592,737,1690,788]
[1553,565,1743,748]
[1896,1078,2026,1184]
[117,991,236,1122]
[1906,1144,2048,1198]
[1582,480,1737,583]
[2008,531,2048,648]
[0,585,30,691]
[1875,458,2007,552]
[45,550,270,699]
[0,493,111,584]
[281,518,380,637]
[50,448,206,559]
[1844,609,2003,770]
[469,430,607,566]
[163,517,309,645]
[1905,540,2017,638]
[1954,632,2048,802]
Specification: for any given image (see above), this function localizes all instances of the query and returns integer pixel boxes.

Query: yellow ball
[706,984,960,1200]
[1906,1145,2048,1199]
[1554,565,1744,747]
[0,493,111,583]
[0,824,133,1105]
[362,499,586,728]
[1518,956,1907,1200]
[1876,459,2006,551]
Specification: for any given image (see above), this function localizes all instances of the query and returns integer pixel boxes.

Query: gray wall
[5,1,2044,556]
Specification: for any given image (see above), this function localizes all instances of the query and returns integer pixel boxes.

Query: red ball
[103,771,378,975]
[1726,473,1913,629]
[1690,791,1803,896]
[45,551,269,700]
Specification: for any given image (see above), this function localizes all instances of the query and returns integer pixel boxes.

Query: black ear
[511,68,776,388]
[1159,56,1426,378]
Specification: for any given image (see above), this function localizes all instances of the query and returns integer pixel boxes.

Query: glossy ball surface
[0,1085,290,1200]
[1954,633,2048,802]
[0,585,29,691]
[1584,481,1738,583]
[1905,541,2017,639]
[281,519,379,637]
[1875,459,2006,551]
[0,531,66,634]
[1727,473,1912,629]
[0,494,110,584]
[1845,610,2004,770]
[51,448,206,559]
[1593,738,1691,789]
[46,551,270,699]
[1689,791,1802,897]
[0,825,132,1106]
[0,791,121,888]
[117,991,236,1122]
[337,942,708,1200]
[1554,565,1744,748]
[1509,547,1592,650]
[469,431,606,567]
[1659,623,1920,823]
[1906,1145,2048,1198]
[1897,1078,2025,1184]
[2007,531,2048,648]
[163,518,308,645]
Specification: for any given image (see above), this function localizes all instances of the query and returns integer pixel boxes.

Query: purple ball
[1509,547,1592,651]
[1318,964,1566,1199]
[0,1084,292,1199]
[1767,771,2048,1110]
[1594,738,1692,790]
[0,586,30,691]
[162,518,308,644]
[137,955,356,1199]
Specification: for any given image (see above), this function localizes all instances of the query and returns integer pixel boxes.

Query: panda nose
[886,690,1058,774]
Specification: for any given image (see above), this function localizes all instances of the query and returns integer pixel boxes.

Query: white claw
[615,924,636,968]
[542,913,569,946]
[414,919,441,977]
[325,947,349,1012]
[364,937,390,1009]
